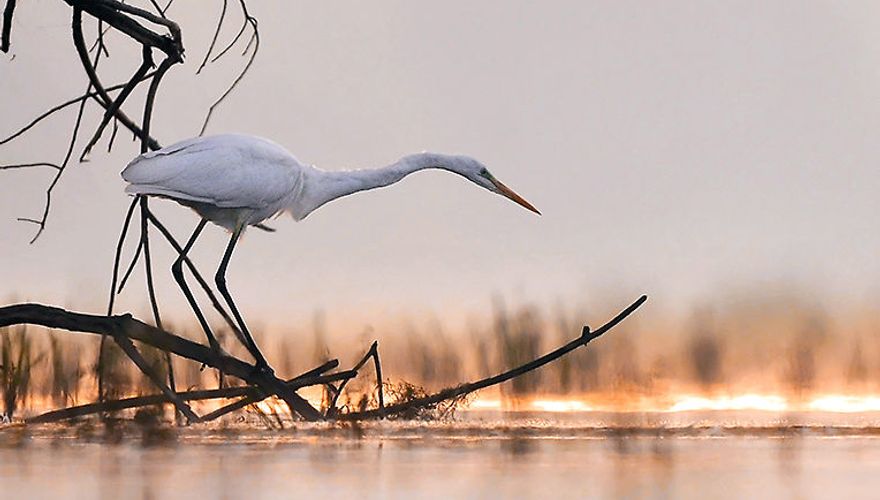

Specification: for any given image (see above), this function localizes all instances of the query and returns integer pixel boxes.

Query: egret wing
[122,134,301,209]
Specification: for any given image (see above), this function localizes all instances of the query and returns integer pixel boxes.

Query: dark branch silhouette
[0,296,647,423]
[2,0,259,242]
[199,0,259,135]
[339,295,648,420]
[1,0,15,53]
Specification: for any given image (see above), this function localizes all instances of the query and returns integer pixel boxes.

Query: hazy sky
[2,1,879,329]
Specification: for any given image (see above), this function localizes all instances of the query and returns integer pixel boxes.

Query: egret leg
[145,209,244,343]
[215,224,270,370]
[170,219,222,353]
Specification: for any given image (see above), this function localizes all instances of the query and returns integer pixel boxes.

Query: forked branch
[0,296,647,423]
[0,303,324,420]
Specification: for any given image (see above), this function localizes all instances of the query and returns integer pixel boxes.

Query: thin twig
[141,56,176,154]
[72,7,161,151]
[327,341,384,418]
[89,19,110,57]
[117,236,144,294]
[80,45,154,161]
[201,370,355,422]
[17,45,96,244]
[196,0,227,74]
[100,196,139,402]
[0,71,157,147]
[0,163,61,171]
[138,197,177,401]
[29,366,346,424]
[199,0,258,135]
[94,0,181,44]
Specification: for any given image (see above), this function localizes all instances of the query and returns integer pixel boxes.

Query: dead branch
[100,197,139,401]
[0,71,157,147]
[197,0,228,74]
[199,0,258,135]
[338,295,648,420]
[0,162,61,171]
[15,51,96,244]
[80,45,154,161]
[1,0,14,53]
[0,303,324,421]
[65,0,183,62]
[200,366,355,422]
[327,341,385,418]
[3,0,253,241]
[110,333,197,422]
[71,7,161,151]
[0,296,646,423]
[28,364,353,424]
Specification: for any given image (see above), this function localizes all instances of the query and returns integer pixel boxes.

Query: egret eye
[479,168,490,178]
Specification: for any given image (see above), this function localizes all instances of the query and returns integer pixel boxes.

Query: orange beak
[490,177,541,215]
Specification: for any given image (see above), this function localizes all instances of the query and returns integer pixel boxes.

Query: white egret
[122,133,540,370]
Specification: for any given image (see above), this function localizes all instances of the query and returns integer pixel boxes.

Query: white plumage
[123,135,303,230]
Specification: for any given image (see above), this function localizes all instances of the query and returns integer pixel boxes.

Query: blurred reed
[1,290,877,417]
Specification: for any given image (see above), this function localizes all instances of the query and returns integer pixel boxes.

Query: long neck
[296,152,450,219]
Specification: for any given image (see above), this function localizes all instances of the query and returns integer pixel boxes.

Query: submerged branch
[28,365,353,424]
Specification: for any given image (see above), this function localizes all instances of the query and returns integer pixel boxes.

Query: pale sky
[1,1,879,330]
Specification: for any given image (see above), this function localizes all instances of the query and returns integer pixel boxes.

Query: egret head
[446,155,541,215]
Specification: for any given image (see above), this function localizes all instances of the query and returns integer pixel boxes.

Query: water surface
[2,412,879,499]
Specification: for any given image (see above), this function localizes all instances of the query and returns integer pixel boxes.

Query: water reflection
[2,418,880,499]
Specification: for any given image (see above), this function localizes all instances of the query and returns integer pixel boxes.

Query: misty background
[2,1,879,342]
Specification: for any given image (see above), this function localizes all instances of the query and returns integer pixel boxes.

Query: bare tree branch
[1,0,15,53]
[199,0,258,135]
[100,196,139,402]
[197,0,228,74]
[17,53,96,244]
[0,303,325,420]
[71,7,160,151]
[28,365,353,424]
[111,333,198,422]
[339,295,648,420]
[0,296,646,423]
[0,162,61,171]
[80,44,154,161]
[327,341,384,418]
[65,0,182,61]
[0,72,157,147]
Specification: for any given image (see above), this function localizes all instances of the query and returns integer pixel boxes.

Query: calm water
[2,412,880,499]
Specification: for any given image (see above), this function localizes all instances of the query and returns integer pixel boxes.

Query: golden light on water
[667,394,788,412]
[465,393,880,414]
[16,391,880,422]
[807,396,880,413]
